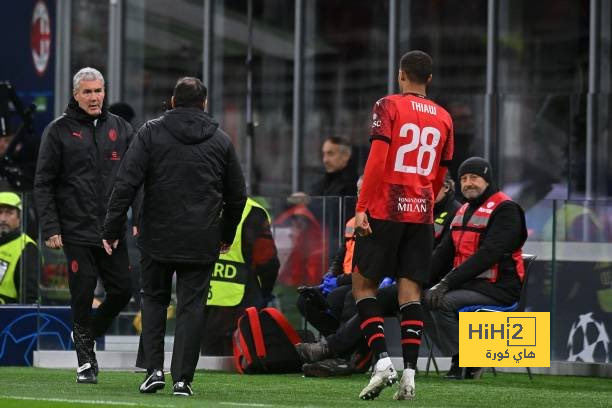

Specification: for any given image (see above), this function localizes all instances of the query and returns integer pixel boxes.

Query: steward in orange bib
[424,157,527,379]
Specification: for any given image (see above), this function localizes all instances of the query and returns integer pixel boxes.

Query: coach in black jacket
[424,157,527,379]
[103,77,246,396]
[34,67,135,384]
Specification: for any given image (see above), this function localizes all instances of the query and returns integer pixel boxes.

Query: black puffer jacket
[103,107,246,265]
[34,99,134,246]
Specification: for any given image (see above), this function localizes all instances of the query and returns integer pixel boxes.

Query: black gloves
[426,278,450,309]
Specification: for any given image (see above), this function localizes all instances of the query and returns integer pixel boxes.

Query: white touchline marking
[0,395,176,407]
[1,396,292,408]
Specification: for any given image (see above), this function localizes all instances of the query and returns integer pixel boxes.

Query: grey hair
[73,67,105,92]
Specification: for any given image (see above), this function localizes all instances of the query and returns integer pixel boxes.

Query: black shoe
[302,358,354,377]
[173,380,193,396]
[443,362,464,380]
[465,367,484,380]
[76,363,98,384]
[295,339,330,363]
[139,369,165,393]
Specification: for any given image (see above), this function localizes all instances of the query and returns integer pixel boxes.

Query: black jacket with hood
[103,107,247,265]
[34,98,134,246]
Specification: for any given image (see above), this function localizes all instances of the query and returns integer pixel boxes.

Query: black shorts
[352,218,433,284]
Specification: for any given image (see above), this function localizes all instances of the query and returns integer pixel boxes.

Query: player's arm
[432,116,454,196]
[355,98,393,234]
[355,140,389,236]
[431,165,448,198]
[356,139,389,214]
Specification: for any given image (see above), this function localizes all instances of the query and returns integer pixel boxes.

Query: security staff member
[0,192,38,304]
[424,157,527,380]
[202,197,279,355]
[35,67,135,384]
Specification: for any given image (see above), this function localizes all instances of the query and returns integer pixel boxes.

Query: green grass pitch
[1,367,611,407]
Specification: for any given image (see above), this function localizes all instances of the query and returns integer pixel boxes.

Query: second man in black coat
[102,77,246,396]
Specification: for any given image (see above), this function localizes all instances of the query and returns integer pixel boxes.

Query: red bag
[232,307,303,374]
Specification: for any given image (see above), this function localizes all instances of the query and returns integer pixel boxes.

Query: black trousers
[422,288,499,356]
[136,252,213,383]
[297,284,353,336]
[64,242,132,338]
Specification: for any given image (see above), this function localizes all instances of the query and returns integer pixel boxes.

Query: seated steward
[423,157,527,379]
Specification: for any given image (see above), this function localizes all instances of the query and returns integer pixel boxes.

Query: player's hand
[45,234,63,249]
[220,242,231,254]
[102,239,118,255]
[426,279,450,309]
[354,211,372,236]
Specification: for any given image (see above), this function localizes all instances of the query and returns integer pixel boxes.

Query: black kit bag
[232,307,303,374]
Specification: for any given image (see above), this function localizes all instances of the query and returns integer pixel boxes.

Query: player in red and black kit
[352,50,453,400]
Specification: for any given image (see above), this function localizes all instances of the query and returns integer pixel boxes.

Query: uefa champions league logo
[0,312,72,366]
[567,312,610,363]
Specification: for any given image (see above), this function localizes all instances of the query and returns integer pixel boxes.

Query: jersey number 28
[394,123,440,176]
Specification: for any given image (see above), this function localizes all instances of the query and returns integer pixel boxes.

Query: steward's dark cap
[458,157,492,184]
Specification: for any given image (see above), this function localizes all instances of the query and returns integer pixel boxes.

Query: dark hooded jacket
[34,98,134,246]
[103,107,246,264]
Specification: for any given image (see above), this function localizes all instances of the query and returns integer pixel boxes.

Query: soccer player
[352,50,453,400]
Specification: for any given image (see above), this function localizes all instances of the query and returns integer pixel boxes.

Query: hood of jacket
[160,107,219,145]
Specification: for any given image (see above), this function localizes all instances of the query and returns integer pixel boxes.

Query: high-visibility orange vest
[342,217,356,274]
